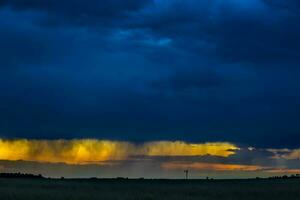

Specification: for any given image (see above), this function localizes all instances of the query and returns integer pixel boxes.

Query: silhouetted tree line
[0,173,44,179]
[267,174,300,179]
[0,173,300,180]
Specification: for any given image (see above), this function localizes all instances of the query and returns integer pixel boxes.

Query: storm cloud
[0,0,299,149]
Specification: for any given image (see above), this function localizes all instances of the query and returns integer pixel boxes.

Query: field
[0,178,300,200]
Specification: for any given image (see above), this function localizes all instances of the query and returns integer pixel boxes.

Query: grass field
[1,178,300,200]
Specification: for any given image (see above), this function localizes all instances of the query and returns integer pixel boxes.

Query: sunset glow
[162,162,264,172]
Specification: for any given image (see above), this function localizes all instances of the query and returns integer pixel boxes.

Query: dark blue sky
[0,0,300,148]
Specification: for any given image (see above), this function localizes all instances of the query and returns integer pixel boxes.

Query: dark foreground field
[1,178,300,200]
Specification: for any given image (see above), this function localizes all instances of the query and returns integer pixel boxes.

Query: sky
[0,0,300,179]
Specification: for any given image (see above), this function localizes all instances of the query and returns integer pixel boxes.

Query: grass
[0,178,300,200]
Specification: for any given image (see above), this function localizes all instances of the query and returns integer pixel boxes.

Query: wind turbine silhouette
[184,170,189,180]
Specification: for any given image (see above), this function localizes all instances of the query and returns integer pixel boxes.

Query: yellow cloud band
[0,139,239,165]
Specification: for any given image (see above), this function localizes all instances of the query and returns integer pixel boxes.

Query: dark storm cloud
[263,0,300,13]
[135,0,300,65]
[0,0,299,148]
[151,68,223,92]
[0,0,152,26]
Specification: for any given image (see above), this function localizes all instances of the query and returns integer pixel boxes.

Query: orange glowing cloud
[268,148,300,160]
[0,139,238,165]
[284,150,300,160]
[265,169,300,174]
[162,162,264,171]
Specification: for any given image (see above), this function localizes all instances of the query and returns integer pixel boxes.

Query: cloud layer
[0,138,300,178]
[0,0,299,149]
[0,139,237,164]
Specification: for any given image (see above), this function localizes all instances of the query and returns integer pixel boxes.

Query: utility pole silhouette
[184,170,189,180]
